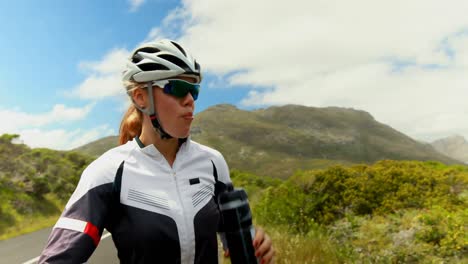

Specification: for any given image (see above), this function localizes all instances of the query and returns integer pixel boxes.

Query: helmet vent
[194,61,200,70]
[158,54,191,71]
[138,63,170,71]
[171,41,187,57]
[132,54,144,63]
[137,47,161,54]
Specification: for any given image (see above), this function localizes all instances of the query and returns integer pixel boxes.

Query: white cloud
[70,10,187,102]
[0,104,94,133]
[73,74,124,99]
[150,0,468,142]
[79,49,129,75]
[144,7,189,42]
[73,48,129,99]
[19,125,115,150]
[128,0,145,12]
[0,104,106,150]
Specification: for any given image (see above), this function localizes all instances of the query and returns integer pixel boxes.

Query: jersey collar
[134,136,191,158]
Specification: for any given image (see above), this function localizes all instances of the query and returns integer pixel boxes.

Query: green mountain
[73,135,120,160]
[74,104,458,178]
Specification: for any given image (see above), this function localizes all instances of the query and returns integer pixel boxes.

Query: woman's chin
[170,130,190,139]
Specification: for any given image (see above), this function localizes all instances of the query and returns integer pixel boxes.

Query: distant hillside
[0,134,93,238]
[74,104,458,178]
[73,135,119,159]
[431,135,468,163]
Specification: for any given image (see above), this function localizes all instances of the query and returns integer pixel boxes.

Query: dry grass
[218,226,346,264]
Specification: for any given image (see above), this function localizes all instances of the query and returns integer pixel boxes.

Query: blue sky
[0,0,250,149]
[1,0,468,150]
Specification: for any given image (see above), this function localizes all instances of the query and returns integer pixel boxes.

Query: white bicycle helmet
[122,39,202,84]
[122,39,202,139]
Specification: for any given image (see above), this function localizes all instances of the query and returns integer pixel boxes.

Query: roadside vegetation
[0,134,92,239]
[229,161,467,263]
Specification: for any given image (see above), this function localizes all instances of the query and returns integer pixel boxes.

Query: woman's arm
[38,158,121,263]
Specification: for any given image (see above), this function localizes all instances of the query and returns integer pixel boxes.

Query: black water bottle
[218,184,258,264]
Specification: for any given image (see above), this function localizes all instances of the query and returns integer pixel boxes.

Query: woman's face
[153,76,196,138]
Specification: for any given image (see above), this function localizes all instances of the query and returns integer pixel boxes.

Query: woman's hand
[253,226,275,264]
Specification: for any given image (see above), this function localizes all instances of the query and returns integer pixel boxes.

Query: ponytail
[119,104,143,145]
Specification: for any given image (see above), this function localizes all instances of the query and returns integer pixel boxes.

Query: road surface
[0,227,119,263]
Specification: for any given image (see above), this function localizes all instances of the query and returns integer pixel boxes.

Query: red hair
[119,104,143,145]
[119,82,144,145]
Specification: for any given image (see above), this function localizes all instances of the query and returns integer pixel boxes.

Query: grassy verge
[0,214,60,240]
[262,226,346,264]
[0,193,63,241]
[218,225,349,264]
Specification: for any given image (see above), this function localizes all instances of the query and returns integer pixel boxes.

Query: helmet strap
[131,82,173,140]
[146,82,174,140]
[149,114,173,139]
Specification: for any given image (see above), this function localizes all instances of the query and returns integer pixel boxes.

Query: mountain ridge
[74,104,459,178]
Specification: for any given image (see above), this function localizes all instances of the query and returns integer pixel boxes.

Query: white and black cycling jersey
[39,137,231,264]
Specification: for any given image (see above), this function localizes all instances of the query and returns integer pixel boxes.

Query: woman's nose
[182,92,195,106]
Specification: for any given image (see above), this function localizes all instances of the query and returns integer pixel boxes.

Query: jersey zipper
[171,158,195,264]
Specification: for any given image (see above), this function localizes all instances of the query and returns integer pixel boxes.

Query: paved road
[0,227,119,263]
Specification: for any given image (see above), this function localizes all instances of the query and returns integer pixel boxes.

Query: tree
[0,134,20,143]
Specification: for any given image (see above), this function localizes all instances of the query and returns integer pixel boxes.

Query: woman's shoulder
[63,141,139,209]
[189,139,225,159]
[81,140,138,183]
[188,140,230,177]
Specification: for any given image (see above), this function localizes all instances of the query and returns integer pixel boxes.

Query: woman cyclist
[38,39,274,263]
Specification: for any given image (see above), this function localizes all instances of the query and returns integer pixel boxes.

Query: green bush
[0,134,20,143]
[325,207,467,263]
[255,160,468,230]
[0,134,95,238]
[256,182,315,233]
[416,206,467,258]
[230,169,282,203]
[31,176,50,198]
[251,160,468,262]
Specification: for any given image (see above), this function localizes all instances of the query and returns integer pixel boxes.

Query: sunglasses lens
[164,80,200,100]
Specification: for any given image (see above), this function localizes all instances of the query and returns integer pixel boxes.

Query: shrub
[255,160,468,230]
[31,176,50,198]
[416,206,468,258]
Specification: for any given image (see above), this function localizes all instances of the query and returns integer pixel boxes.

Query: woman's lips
[182,113,194,120]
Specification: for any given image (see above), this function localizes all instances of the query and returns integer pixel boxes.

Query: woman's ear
[131,87,147,109]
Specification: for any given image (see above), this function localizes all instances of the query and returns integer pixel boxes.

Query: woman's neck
[139,127,180,167]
